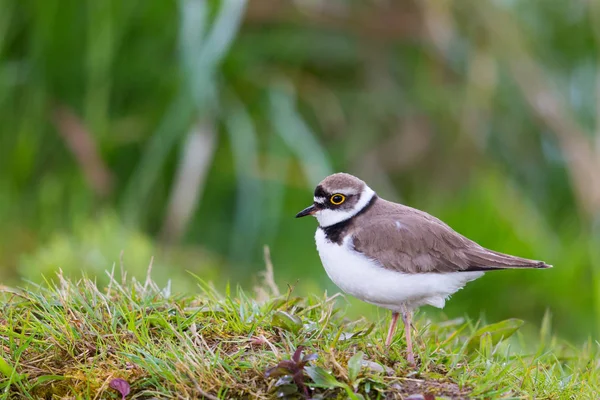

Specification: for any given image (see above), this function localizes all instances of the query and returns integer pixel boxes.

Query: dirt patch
[386,378,471,399]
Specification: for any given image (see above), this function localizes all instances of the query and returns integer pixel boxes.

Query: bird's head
[296,173,376,227]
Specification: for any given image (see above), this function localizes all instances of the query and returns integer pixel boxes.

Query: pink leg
[385,311,400,347]
[401,308,415,365]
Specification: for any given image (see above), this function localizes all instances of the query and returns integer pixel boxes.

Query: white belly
[314,229,483,311]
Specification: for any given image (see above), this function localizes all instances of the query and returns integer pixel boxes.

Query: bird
[295,172,551,364]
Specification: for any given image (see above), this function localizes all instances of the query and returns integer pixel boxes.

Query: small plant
[265,346,318,398]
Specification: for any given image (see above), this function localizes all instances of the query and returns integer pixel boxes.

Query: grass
[0,266,598,399]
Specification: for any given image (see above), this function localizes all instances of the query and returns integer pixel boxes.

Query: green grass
[0,268,597,399]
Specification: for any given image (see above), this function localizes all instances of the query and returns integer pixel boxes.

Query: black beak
[296,204,317,218]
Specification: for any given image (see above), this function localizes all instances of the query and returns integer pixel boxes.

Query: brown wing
[351,211,551,273]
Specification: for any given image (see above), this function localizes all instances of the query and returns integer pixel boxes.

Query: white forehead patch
[315,186,375,227]
[314,196,327,204]
[327,187,360,196]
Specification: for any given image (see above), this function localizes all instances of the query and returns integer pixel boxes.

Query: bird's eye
[330,194,345,205]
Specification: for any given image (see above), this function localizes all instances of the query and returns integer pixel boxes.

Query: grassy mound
[0,269,597,399]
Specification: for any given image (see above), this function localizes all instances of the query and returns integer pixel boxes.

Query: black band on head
[314,185,327,198]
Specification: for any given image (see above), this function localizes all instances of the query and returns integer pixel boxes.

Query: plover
[296,173,551,364]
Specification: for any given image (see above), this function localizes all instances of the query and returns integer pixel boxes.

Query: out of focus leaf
[302,353,318,363]
[265,366,292,379]
[223,96,261,263]
[275,383,298,397]
[339,322,376,342]
[33,375,65,386]
[305,366,344,389]
[274,375,293,386]
[0,356,25,382]
[269,85,333,186]
[348,352,364,383]
[109,378,131,399]
[292,345,304,363]
[479,332,493,358]
[306,366,364,400]
[0,356,15,377]
[467,319,524,351]
[272,310,302,333]
[540,309,552,346]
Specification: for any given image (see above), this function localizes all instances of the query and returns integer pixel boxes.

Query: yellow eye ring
[330,194,346,205]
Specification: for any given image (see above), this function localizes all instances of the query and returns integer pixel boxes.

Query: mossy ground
[0,267,597,399]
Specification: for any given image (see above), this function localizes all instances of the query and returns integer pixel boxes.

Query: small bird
[296,173,551,364]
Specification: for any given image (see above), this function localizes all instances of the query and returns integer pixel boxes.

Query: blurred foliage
[18,212,221,292]
[0,0,599,340]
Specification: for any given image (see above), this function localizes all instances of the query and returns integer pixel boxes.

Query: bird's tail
[463,247,552,272]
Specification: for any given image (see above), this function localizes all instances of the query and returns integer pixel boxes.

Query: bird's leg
[401,306,415,365]
[385,311,400,348]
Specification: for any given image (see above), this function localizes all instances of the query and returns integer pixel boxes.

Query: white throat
[315,186,375,227]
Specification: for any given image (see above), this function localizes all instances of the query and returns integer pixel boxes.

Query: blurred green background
[1,0,599,341]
